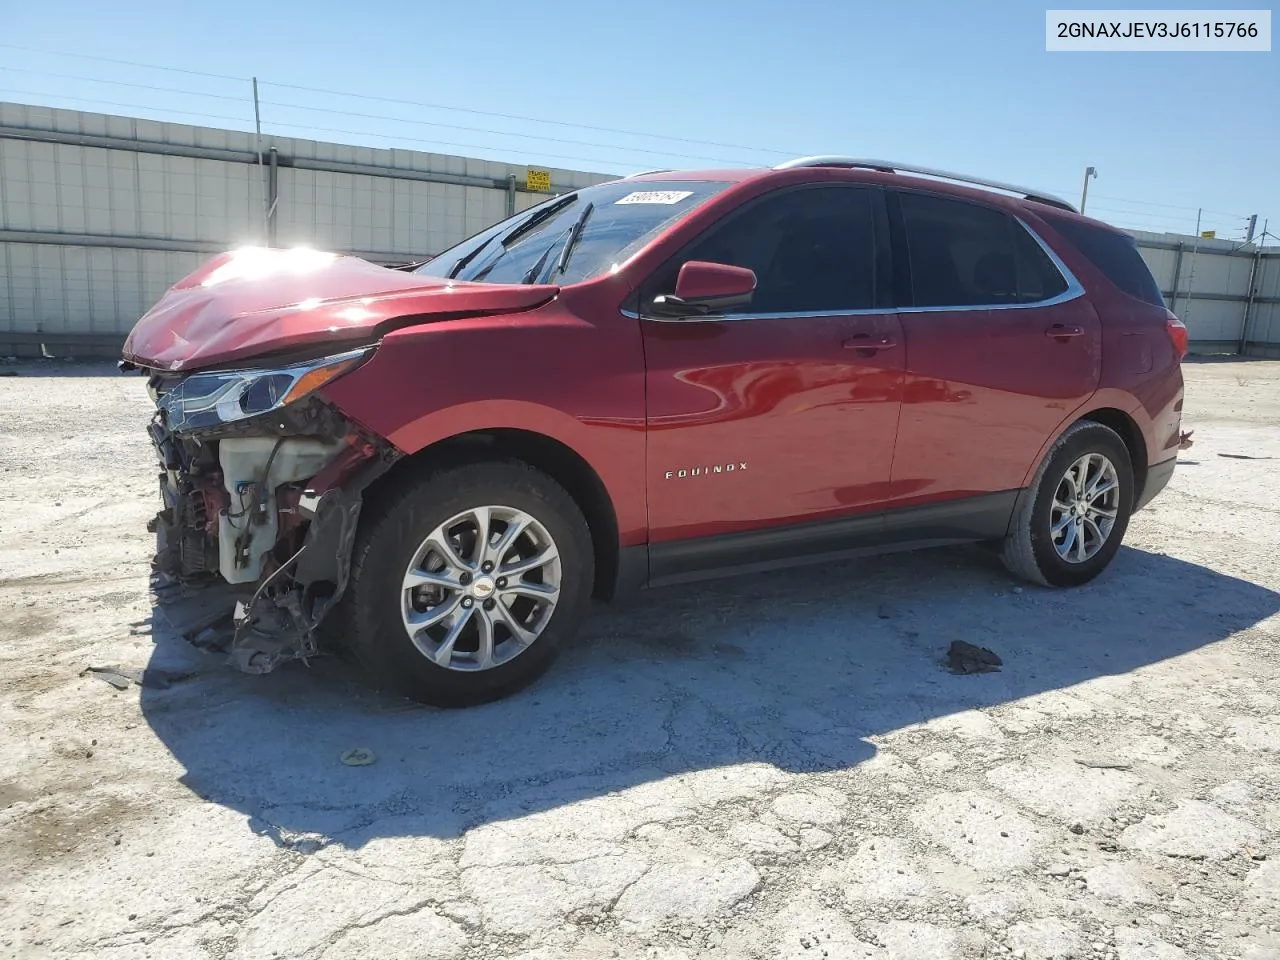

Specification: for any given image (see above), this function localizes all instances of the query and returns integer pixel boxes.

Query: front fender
[317,311,648,544]
[383,398,599,457]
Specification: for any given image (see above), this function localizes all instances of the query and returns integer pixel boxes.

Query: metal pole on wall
[506,174,517,217]
[1080,166,1097,214]
[1168,241,1184,314]
[1237,217,1267,355]
[267,147,279,247]
[1237,245,1263,355]
[252,77,267,245]
[1182,208,1202,327]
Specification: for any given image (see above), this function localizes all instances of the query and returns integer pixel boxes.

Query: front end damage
[134,350,400,673]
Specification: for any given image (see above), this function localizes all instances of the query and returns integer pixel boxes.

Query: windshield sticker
[614,190,694,205]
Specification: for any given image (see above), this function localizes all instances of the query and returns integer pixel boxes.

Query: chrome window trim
[626,217,1083,323]
[625,307,887,322]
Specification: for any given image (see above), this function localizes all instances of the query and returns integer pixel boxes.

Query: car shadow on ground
[138,543,1279,848]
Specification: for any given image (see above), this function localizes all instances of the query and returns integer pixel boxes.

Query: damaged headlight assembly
[156,347,372,432]
[144,343,397,675]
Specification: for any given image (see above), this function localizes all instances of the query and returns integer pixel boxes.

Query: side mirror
[649,261,756,319]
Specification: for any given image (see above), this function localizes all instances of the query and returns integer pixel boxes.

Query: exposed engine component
[140,381,399,674]
[148,423,226,582]
[217,436,346,584]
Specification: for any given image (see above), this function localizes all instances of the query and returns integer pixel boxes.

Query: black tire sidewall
[346,462,593,707]
[1027,425,1134,587]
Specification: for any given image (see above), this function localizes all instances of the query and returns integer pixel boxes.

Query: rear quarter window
[896,192,1068,307]
[1046,218,1165,308]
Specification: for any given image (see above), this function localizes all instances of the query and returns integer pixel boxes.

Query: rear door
[638,183,904,546]
[887,190,1101,506]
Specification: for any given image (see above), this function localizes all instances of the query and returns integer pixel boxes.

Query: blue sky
[3,0,1276,240]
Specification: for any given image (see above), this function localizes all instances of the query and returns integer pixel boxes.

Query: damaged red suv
[121,157,1186,706]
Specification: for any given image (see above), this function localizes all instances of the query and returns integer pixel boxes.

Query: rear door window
[1013,223,1070,302]
[896,192,1068,308]
[1045,217,1166,307]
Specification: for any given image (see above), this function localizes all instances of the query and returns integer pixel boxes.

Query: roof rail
[625,168,673,178]
[772,156,1077,212]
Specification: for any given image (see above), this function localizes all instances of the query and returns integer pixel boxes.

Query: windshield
[414,179,733,285]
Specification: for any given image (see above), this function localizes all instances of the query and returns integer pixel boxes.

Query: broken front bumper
[143,385,398,674]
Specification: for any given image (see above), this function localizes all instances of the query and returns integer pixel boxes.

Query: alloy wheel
[1050,452,1120,564]
[400,505,561,671]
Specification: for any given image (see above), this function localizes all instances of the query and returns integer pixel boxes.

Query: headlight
[157,347,371,432]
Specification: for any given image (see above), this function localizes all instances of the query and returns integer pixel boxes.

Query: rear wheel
[1001,421,1134,587]
[344,460,594,706]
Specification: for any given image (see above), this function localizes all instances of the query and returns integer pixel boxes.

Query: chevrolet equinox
[121,156,1187,706]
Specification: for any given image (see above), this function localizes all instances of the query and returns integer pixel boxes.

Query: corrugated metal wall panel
[1139,246,1179,289]
[1132,235,1279,354]
[5,101,1276,356]
[1256,255,1280,299]
[1,137,265,244]
[1243,258,1280,348]
[1,102,617,352]
[1177,299,1245,344]
[0,241,204,340]
[1182,251,1253,295]
[270,170,509,256]
[1248,303,1280,345]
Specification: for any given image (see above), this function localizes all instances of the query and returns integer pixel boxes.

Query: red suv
[121,157,1187,706]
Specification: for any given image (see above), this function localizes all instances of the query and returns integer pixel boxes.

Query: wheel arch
[1019,402,1149,496]
[1006,402,1149,539]
[1077,406,1149,501]
[363,427,626,601]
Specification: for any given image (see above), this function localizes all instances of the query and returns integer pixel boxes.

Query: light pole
[1080,166,1097,214]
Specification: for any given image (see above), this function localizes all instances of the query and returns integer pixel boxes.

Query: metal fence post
[1237,246,1263,355]
[252,77,268,245]
[1181,230,1201,327]
[267,147,279,247]
[1168,242,1184,314]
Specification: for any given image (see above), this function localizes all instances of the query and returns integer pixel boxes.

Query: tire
[343,459,594,707]
[1001,421,1134,588]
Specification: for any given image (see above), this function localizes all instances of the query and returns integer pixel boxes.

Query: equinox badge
[664,462,748,479]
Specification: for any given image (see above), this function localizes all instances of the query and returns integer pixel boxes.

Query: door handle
[1045,324,1085,340]
[843,334,897,354]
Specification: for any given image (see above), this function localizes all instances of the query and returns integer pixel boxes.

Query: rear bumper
[1135,456,1176,512]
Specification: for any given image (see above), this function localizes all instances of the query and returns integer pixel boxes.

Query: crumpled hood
[122,246,559,371]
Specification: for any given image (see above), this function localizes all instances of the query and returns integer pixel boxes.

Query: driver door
[637,183,905,567]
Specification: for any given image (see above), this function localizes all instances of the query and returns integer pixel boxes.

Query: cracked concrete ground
[2,357,1279,960]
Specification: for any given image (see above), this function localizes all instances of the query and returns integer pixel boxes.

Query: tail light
[1165,312,1188,359]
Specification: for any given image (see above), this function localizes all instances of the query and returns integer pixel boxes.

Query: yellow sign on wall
[1201,230,1216,239]
[527,168,551,192]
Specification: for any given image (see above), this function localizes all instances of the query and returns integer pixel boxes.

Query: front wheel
[343,460,594,707]
[1001,421,1134,587]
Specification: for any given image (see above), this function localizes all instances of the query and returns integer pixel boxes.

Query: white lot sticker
[614,190,694,205]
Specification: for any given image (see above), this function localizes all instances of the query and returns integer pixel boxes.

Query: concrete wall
[0,101,613,356]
